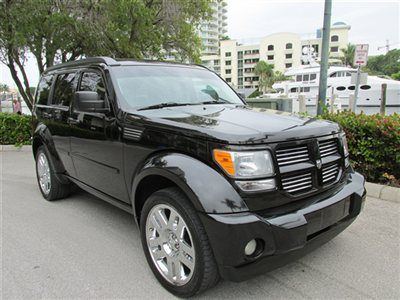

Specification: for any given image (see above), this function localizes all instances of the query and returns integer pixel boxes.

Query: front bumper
[200,171,366,282]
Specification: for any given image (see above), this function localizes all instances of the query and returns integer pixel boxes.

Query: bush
[0,112,32,146]
[321,111,400,186]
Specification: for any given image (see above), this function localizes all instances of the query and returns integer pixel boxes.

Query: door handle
[68,117,80,125]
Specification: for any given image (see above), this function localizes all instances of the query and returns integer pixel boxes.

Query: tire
[140,187,220,297]
[35,145,71,201]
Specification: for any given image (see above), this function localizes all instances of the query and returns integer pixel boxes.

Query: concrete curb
[1,145,399,202]
[365,182,399,203]
[0,145,32,152]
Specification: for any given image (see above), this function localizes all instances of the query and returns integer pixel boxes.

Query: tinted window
[52,73,77,106]
[286,43,293,49]
[360,85,371,90]
[290,87,297,92]
[331,35,339,42]
[36,75,53,105]
[267,45,274,51]
[348,86,355,90]
[303,74,309,81]
[336,86,346,91]
[79,72,106,100]
[331,46,339,52]
[310,74,317,80]
[296,75,302,82]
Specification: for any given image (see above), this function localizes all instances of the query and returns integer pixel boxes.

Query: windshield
[111,65,244,109]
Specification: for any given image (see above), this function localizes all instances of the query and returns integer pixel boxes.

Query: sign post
[352,44,369,112]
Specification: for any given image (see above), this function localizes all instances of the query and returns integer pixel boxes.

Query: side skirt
[66,175,134,214]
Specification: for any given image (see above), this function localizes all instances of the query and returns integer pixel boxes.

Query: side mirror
[74,91,108,113]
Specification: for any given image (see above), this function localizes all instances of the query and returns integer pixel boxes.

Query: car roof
[44,57,207,73]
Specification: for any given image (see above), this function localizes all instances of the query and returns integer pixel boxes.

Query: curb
[365,182,399,203]
[0,145,399,203]
[0,145,32,152]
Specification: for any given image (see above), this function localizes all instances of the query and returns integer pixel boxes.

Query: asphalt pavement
[1,151,399,299]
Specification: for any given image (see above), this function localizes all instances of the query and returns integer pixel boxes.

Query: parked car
[32,57,366,297]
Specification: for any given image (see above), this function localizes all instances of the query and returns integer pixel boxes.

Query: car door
[45,71,78,177]
[69,69,129,202]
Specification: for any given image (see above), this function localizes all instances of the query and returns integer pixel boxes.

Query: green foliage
[254,61,275,92]
[0,113,31,146]
[340,43,355,67]
[321,111,400,185]
[248,90,262,98]
[0,83,10,93]
[364,49,400,79]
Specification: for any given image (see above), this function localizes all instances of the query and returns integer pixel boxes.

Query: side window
[36,75,53,105]
[52,73,77,106]
[310,74,317,80]
[79,72,106,101]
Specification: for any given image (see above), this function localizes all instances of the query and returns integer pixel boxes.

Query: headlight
[342,134,349,157]
[213,149,274,178]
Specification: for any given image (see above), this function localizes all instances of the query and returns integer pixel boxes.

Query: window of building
[313,44,319,54]
[245,77,252,82]
[296,75,302,82]
[225,69,231,74]
[244,50,252,55]
[267,45,274,51]
[238,69,243,76]
[330,46,339,52]
[310,74,317,80]
[225,60,231,66]
[52,72,77,106]
[238,51,243,59]
[303,74,309,81]
[244,59,252,64]
[79,72,106,101]
[238,78,243,85]
[290,87,297,93]
[225,78,231,82]
[331,35,339,42]
[285,63,292,68]
[267,55,274,60]
[286,43,293,49]
[238,60,243,68]
[225,52,231,57]
[252,76,259,81]
[252,49,259,54]
[252,58,259,63]
[36,75,54,105]
[302,87,310,92]
[285,53,292,59]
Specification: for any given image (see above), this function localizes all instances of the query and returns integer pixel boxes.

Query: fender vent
[123,127,143,141]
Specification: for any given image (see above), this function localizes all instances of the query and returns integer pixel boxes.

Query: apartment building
[201,22,351,90]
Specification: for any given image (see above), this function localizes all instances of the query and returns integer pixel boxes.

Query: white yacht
[271,59,400,115]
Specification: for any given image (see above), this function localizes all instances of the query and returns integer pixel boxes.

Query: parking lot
[2,150,399,299]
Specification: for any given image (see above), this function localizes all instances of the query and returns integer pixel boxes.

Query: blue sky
[1,0,399,88]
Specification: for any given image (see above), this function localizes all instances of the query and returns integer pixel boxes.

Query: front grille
[322,163,340,185]
[276,145,310,167]
[318,138,338,157]
[281,172,313,194]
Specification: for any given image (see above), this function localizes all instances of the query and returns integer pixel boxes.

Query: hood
[126,104,341,144]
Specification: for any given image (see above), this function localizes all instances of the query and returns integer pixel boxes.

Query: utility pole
[317,0,332,116]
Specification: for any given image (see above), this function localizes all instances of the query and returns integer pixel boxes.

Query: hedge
[1,111,399,186]
[0,112,31,146]
[321,111,400,186]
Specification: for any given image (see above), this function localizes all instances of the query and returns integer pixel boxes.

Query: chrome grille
[318,138,338,157]
[276,145,310,167]
[322,163,340,184]
[281,172,313,194]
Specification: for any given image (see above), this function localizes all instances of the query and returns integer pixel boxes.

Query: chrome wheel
[146,204,195,286]
[37,152,51,195]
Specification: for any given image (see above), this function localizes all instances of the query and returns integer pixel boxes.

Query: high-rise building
[199,0,228,56]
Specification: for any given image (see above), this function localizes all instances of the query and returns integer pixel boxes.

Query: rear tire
[140,187,220,297]
[35,146,71,201]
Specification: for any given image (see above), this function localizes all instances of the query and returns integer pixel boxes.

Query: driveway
[1,150,399,299]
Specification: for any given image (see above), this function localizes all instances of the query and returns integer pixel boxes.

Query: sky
[1,0,399,88]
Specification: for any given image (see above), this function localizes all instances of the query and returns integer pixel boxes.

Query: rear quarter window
[35,75,54,105]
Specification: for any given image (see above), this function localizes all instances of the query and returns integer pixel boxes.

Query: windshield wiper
[199,97,231,105]
[137,102,194,111]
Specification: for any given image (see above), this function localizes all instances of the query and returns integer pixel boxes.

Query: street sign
[354,44,369,66]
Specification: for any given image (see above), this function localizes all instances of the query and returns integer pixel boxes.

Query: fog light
[244,239,257,256]
[236,179,276,192]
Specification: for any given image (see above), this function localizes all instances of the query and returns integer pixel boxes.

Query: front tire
[35,146,71,201]
[140,187,219,297]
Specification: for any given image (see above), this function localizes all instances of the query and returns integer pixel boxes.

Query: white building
[201,22,351,91]
[199,0,228,56]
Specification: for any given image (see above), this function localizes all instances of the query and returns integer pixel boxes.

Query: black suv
[32,57,366,297]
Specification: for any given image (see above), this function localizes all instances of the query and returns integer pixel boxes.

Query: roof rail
[44,57,119,73]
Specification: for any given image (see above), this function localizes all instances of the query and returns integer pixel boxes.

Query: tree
[254,61,274,93]
[364,49,400,79]
[0,83,9,94]
[0,0,212,110]
[273,71,288,83]
[340,43,355,67]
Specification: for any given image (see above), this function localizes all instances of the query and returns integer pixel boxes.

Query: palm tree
[0,83,10,94]
[340,43,356,67]
[254,61,274,93]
